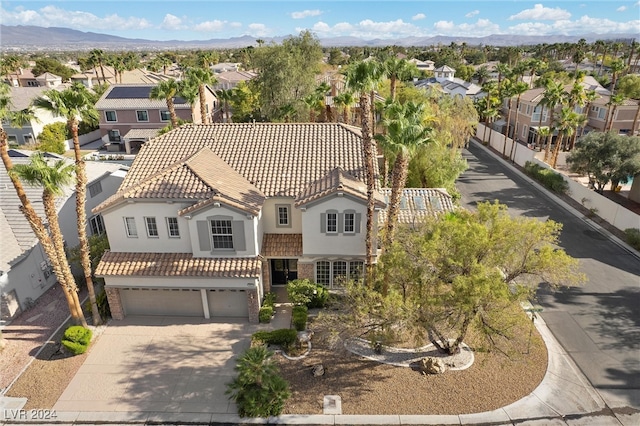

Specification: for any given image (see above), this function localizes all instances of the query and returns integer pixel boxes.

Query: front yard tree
[378,201,584,355]
[150,79,180,129]
[7,154,87,326]
[567,132,640,192]
[34,85,102,326]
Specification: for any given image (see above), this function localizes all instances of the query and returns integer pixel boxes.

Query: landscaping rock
[297,330,314,344]
[311,363,325,377]
[418,357,447,375]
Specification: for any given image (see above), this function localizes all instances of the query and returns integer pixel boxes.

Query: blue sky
[1,1,639,41]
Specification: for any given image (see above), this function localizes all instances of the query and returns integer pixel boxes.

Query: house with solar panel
[95,84,218,154]
[92,123,454,322]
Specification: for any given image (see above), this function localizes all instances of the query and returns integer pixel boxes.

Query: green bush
[251,329,297,348]
[286,279,329,308]
[226,346,290,417]
[84,289,111,320]
[36,122,67,154]
[292,305,308,331]
[61,325,92,355]
[263,291,277,307]
[524,161,569,194]
[258,306,273,323]
[625,228,640,251]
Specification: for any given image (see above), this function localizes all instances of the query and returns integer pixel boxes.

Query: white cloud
[291,9,322,19]
[509,4,571,21]
[247,23,270,37]
[412,13,426,21]
[0,5,152,30]
[433,20,455,31]
[616,6,627,11]
[432,19,500,36]
[465,10,480,18]
[507,15,640,35]
[161,14,184,31]
[309,19,421,39]
[194,20,228,32]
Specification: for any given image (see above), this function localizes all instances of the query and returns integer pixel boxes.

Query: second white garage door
[120,288,204,317]
[207,289,249,317]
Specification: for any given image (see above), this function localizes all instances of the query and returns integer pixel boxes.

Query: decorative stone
[297,330,314,344]
[311,363,325,377]
[418,357,447,375]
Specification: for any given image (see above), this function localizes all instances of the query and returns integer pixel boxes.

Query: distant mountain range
[1,25,637,51]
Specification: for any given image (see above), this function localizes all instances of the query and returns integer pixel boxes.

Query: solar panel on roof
[413,196,426,210]
[429,196,442,211]
[106,86,153,99]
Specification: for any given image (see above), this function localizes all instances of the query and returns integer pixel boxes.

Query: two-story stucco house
[413,65,484,100]
[95,84,218,154]
[92,123,385,322]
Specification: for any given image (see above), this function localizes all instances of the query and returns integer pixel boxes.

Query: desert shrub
[263,291,277,307]
[36,122,68,154]
[61,325,92,355]
[258,306,273,323]
[625,228,640,250]
[292,305,308,331]
[226,346,290,417]
[524,161,569,194]
[286,279,329,308]
[251,329,297,348]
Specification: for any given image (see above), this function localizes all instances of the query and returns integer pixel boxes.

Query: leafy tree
[406,141,467,198]
[36,122,67,154]
[229,81,260,122]
[33,85,102,325]
[31,58,75,81]
[375,201,584,355]
[225,346,290,418]
[617,74,640,100]
[567,132,640,192]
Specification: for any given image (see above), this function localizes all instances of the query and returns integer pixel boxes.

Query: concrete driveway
[53,316,256,414]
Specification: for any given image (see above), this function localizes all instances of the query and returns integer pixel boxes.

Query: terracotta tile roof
[95,251,261,278]
[94,147,265,216]
[116,123,369,201]
[378,188,455,224]
[295,167,385,207]
[261,234,303,257]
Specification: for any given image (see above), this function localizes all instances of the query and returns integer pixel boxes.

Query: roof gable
[295,167,385,207]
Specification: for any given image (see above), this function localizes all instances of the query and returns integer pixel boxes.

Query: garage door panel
[121,288,204,317]
[207,289,248,318]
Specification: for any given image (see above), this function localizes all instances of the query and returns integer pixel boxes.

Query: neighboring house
[94,84,218,153]
[5,68,38,88]
[500,79,638,144]
[378,188,454,226]
[0,150,127,320]
[93,122,453,323]
[71,67,171,88]
[211,63,242,73]
[3,86,67,147]
[35,72,63,88]
[212,70,257,91]
[409,58,435,72]
[413,65,484,100]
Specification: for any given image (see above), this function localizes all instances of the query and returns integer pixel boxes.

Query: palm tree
[89,49,107,85]
[383,57,417,101]
[333,91,355,124]
[550,107,578,168]
[278,103,296,123]
[215,88,234,123]
[609,59,628,93]
[540,80,566,162]
[303,92,322,122]
[5,152,87,326]
[184,67,217,124]
[33,86,102,326]
[150,79,180,129]
[473,66,491,86]
[344,61,380,282]
[375,101,432,245]
[500,79,515,157]
[606,94,626,132]
[315,82,331,122]
[537,126,551,154]
[508,81,530,160]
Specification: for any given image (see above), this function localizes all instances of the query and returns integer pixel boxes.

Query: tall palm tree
[344,61,380,282]
[33,86,102,326]
[550,107,578,168]
[215,88,234,123]
[508,81,530,160]
[500,78,515,157]
[314,82,331,122]
[540,80,566,162]
[332,91,352,124]
[606,94,626,132]
[184,67,217,124]
[4,152,87,326]
[303,92,322,122]
[473,66,491,86]
[150,79,180,129]
[375,101,432,246]
[89,49,107,85]
[383,57,417,101]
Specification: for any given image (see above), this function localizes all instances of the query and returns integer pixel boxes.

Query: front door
[271,259,298,285]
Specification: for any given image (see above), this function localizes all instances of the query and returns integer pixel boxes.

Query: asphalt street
[457,141,640,411]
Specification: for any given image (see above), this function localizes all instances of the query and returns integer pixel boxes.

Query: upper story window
[276,204,291,228]
[136,110,149,122]
[211,219,234,249]
[166,217,180,238]
[321,210,361,235]
[124,217,137,238]
[145,217,159,238]
[326,212,338,233]
[344,212,355,233]
[160,110,171,121]
[89,215,105,235]
[105,110,117,122]
[88,181,102,198]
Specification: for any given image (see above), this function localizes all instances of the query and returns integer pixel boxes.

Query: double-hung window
[326,212,338,233]
[160,110,171,121]
[276,204,291,227]
[344,212,355,233]
[105,110,117,122]
[166,217,180,238]
[211,219,234,249]
[124,217,137,237]
[136,110,149,122]
[145,217,159,237]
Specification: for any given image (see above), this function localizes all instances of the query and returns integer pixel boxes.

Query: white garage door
[120,288,204,317]
[207,289,249,318]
